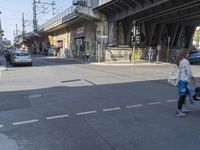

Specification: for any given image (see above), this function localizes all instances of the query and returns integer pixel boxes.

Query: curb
[90,62,171,66]
[42,56,173,66]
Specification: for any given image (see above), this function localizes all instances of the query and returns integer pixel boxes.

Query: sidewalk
[45,55,172,66]
[90,60,170,66]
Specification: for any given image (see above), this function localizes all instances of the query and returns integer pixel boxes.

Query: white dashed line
[126,104,143,109]
[76,111,97,116]
[102,107,121,112]
[1,98,179,128]
[165,99,178,103]
[13,119,38,126]
[46,114,70,120]
[147,102,162,105]
[26,94,42,98]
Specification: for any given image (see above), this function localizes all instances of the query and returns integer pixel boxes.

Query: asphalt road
[0,56,200,150]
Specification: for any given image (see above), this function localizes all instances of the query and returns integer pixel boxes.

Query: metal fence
[38,5,76,31]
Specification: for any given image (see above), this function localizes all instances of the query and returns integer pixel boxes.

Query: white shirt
[179,58,193,82]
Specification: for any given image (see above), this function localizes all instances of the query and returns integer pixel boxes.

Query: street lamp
[132,20,136,64]
[156,44,161,63]
[0,12,3,52]
[167,36,170,62]
[97,30,101,63]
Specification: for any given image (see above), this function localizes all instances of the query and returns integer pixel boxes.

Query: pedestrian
[86,51,90,63]
[128,51,132,62]
[60,46,65,58]
[148,46,154,63]
[137,49,142,62]
[175,50,196,116]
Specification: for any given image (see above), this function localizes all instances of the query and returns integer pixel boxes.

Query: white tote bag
[167,67,180,86]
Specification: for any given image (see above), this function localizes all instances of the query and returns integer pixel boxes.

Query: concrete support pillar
[122,19,133,45]
[155,24,165,45]
[174,26,184,48]
[167,24,179,47]
[117,22,125,45]
[145,22,156,46]
[185,25,196,48]
[108,21,118,46]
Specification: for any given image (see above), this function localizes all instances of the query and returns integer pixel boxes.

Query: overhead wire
[37,1,68,26]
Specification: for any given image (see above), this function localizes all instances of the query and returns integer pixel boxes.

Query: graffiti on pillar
[117,22,125,45]
[103,21,108,35]
[109,22,118,46]
[140,23,146,46]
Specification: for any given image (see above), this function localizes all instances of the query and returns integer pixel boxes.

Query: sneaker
[182,107,190,113]
[176,110,186,117]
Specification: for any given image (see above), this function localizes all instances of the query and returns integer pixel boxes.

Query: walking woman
[175,50,195,116]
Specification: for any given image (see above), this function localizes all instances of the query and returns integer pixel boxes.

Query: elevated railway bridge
[37,0,200,61]
[95,0,200,49]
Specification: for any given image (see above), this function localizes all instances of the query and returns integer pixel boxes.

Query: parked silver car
[10,50,32,66]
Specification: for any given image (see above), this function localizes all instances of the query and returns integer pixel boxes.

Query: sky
[0,0,72,42]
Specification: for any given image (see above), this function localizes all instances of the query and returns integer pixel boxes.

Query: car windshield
[191,52,200,55]
[16,52,29,56]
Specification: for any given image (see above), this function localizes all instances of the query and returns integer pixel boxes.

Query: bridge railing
[38,5,76,31]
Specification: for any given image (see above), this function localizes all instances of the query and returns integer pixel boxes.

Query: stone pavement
[90,61,170,66]
[45,55,171,66]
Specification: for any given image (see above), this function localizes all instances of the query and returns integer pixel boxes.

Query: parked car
[10,50,32,66]
[188,51,200,64]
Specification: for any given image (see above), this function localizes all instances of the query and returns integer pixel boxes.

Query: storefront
[47,29,70,56]
[74,26,86,57]
[69,22,96,59]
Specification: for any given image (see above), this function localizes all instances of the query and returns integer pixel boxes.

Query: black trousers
[177,95,186,110]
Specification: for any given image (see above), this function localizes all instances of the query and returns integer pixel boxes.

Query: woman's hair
[175,50,188,66]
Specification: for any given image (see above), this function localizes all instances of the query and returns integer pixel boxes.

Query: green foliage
[193,27,200,45]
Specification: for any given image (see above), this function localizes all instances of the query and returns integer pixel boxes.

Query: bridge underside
[95,0,200,49]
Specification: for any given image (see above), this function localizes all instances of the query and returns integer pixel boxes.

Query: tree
[193,27,200,47]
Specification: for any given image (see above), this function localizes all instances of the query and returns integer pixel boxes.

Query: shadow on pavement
[0,79,179,112]
[1,79,200,150]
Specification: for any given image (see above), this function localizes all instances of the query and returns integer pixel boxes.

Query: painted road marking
[102,107,121,112]
[13,119,38,126]
[165,99,178,103]
[76,111,97,116]
[0,99,180,128]
[26,94,43,99]
[126,104,143,109]
[147,102,162,105]
[46,114,70,120]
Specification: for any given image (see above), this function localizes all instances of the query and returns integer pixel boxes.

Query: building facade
[36,0,99,61]
[18,0,200,62]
